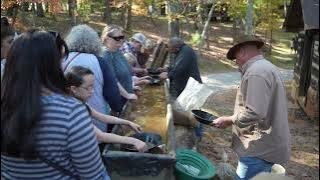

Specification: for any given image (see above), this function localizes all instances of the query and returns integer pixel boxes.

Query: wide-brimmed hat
[226,35,264,60]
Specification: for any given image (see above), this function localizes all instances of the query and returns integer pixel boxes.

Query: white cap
[132,33,146,45]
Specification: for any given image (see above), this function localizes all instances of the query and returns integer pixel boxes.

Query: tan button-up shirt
[231,55,291,164]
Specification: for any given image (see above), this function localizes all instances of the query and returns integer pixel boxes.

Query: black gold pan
[191,109,217,125]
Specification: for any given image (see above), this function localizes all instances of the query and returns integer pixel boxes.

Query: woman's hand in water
[131,138,148,152]
[127,93,138,100]
[128,122,142,133]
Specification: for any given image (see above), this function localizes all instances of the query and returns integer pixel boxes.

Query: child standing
[65,66,148,152]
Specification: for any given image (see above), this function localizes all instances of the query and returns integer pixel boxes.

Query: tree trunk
[90,4,94,13]
[197,2,214,51]
[68,0,77,26]
[124,0,132,32]
[269,8,274,55]
[167,1,180,37]
[45,2,49,13]
[21,2,30,11]
[147,0,157,26]
[103,0,112,24]
[284,0,288,17]
[269,28,273,55]
[36,2,45,17]
[245,0,254,36]
[200,2,214,46]
[195,0,204,31]
[232,19,238,44]
[32,3,36,27]
[121,6,126,27]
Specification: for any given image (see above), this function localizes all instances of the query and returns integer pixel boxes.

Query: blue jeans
[235,157,273,180]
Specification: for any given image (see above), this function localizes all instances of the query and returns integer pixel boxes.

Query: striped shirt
[120,41,137,58]
[1,94,110,180]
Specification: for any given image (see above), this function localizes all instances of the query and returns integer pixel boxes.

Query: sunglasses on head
[108,35,125,42]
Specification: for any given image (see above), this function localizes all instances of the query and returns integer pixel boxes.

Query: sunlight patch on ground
[272,55,294,61]
[212,26,221,30]
[88,21,107,27]
[142,32,168,42]
[220,23,233,28]
[291,151,320,166]
[219,36,233,42]
[273,46,292,54]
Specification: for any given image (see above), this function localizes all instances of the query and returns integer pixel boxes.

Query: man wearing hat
[159,37,202,99]
[211,36,291,179]
[121,32,148,75]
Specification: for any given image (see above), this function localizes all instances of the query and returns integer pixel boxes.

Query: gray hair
[65,24,102,55]
[169,37,184,48]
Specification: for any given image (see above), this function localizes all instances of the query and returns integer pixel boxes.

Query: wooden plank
[313,40,319,57]
[311,74,319,82]
[294,72,300,82]
[150,42,165,68]
[312,61,319,71]
[151,43,168,69]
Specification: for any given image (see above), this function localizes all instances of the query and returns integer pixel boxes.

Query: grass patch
[256,18,297,69]
[267,30,297,69]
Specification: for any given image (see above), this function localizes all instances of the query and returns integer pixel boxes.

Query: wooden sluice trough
[101,41,198,180]
[101,81,177,180]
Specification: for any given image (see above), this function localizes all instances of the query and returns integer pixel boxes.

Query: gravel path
[201,68,294,93]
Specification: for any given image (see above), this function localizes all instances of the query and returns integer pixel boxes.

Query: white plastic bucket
[271,164,286,175]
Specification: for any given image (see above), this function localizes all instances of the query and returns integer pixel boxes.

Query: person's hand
[128,122,142,133]
[132,138,148,152]
[157,67,168,72]
[141,79,151,85]
[127,93,138,100]
[140,75,151,80]
[211,116,233,129]
[134,89,143,96]
[159,72,168,80]
[133,86,142,91]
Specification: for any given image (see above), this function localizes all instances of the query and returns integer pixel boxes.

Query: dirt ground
[6,11,317,179]
[198,88,319,180]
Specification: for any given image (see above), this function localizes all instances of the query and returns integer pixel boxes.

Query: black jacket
[168,44,202,98]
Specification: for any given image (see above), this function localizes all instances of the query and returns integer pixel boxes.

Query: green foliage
[227,0,284,31]
[143,0,153,5]
[78,0,91,19]
[190,32,201,46]
[227,0,247,21]
[255,0,283,30]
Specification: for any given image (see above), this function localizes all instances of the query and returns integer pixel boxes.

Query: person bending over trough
[65,66,148,152]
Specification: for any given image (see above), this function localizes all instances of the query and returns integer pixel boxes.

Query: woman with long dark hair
[1,16,15,80]
[1,30,109,179]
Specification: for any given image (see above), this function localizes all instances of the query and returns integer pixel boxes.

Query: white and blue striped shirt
[1,94,110,180]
